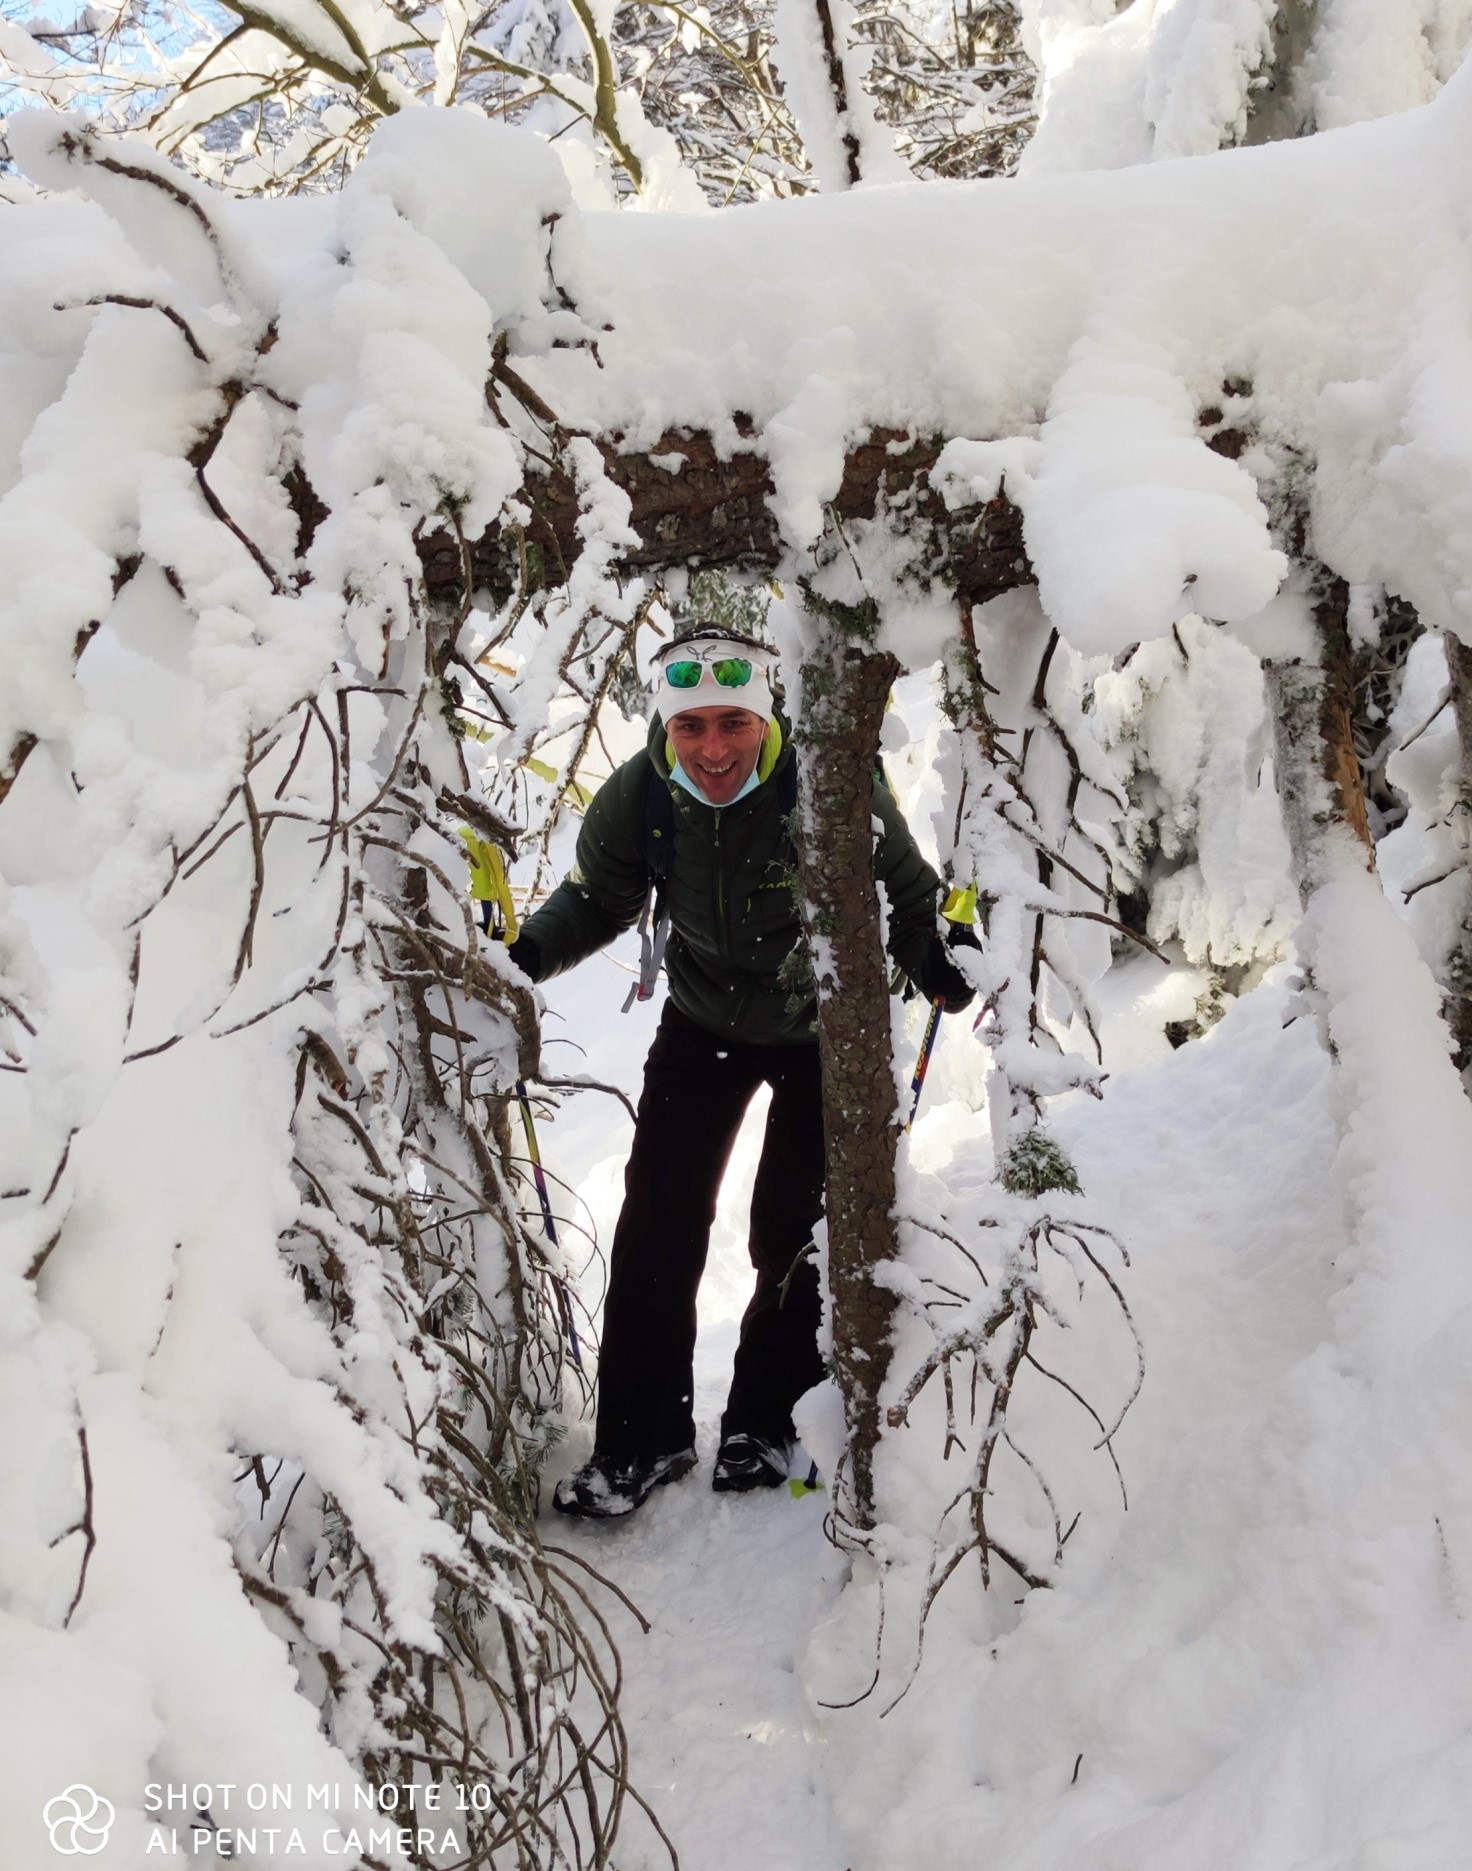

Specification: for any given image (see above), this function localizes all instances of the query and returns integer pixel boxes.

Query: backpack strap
[622,765,675,1012]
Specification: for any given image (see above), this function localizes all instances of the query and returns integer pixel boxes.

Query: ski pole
[906,997,944,1128]
[905,878,980,1126]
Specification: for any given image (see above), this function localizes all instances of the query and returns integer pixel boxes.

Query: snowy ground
[551,1324,848,1871]
[535,935,848,1871]
[525,889,1445,1871]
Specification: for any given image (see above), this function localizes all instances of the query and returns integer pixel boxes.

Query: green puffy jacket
[513,715,945,1046]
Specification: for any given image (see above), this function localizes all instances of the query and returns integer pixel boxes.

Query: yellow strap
[942,883,978,926]
[458,828,495,898]
[459,830,518,939]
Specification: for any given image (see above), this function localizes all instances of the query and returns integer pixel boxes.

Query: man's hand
[916,924,978,1014]
[505,933,542,982]
[480,903,542,983]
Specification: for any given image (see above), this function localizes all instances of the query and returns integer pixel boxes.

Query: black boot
[552,1445,697,1520]
[712,1432,790,1493]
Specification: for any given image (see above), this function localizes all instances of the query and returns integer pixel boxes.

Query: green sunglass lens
[664,656,754,689]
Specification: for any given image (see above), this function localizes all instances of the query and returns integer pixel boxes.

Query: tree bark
[1264,565,1376,903]
[417,428,1029,611]
[0,731,37,812]
[1350,592,1422,837]
[790,606,902,1532]
[1444,631,1472,1073]
[810,0,866,187]
[1242,0,1319,147]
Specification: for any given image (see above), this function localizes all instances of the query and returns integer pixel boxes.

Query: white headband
[653,639,776,726]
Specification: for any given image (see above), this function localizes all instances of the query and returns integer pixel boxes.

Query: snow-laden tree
[1014,0,1472,1075]
[0,112,666,1870]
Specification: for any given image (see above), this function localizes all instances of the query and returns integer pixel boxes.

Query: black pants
[594,1003,826,1460]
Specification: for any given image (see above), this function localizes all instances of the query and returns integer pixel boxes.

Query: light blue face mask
[670,762,762,807]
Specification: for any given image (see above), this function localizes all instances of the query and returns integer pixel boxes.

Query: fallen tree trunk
[420,428,1030,610]
[7,433,1026,817]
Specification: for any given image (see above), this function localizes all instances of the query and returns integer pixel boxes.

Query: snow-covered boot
[551,1445,697,1519]
[711,1432,789,1492]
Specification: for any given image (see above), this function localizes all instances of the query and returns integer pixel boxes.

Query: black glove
[505,932,541,983]
[915,924,978,1014]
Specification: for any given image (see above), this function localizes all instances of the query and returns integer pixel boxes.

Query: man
[506,625,973,1519]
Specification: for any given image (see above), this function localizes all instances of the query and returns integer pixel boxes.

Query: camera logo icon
[43,1786,115,1855]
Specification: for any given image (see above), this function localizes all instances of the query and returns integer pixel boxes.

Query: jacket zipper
[716,811,760,1033]
[713,812,728,959]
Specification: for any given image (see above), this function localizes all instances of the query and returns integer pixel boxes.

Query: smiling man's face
[666,705,768,805]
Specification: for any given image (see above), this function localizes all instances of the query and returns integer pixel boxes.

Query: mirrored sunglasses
[662,657,754,690]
